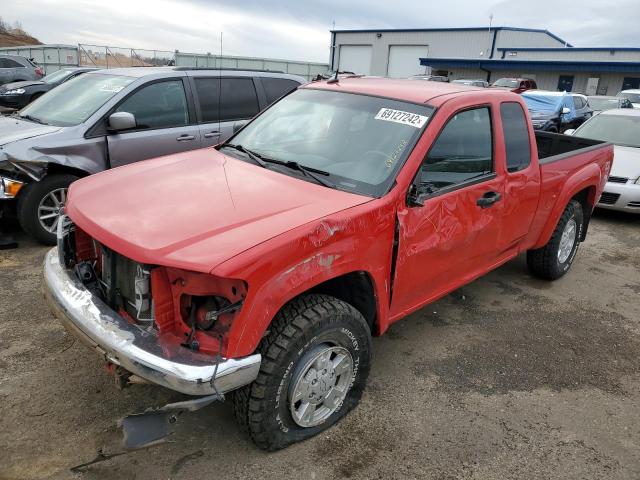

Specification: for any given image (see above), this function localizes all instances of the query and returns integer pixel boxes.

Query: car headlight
[1,88,25,95]
[0,176,25,199]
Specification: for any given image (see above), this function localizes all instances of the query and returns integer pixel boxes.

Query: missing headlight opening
[65,223,246,356]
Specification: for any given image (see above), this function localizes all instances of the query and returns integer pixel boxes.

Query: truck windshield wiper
[19,114,48,125]
[221,144,267,168]
[221,144,335,189]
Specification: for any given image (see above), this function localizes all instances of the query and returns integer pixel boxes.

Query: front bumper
[596,181,640,213]
[43,247,261,395]
[0,94,25,108]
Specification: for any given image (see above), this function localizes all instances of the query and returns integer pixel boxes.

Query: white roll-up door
[387,45,429,78]
[338,45,372,75]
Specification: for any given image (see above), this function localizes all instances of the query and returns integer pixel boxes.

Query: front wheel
[17,174,78,245]
[232,294,371,451]
[527,200,583,280]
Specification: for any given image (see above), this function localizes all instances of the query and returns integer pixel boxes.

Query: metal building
[330,27,640,95]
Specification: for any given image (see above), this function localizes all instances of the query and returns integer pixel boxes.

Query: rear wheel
[232,294,371,451]
[527,200,583,280]
[17,174,78,245]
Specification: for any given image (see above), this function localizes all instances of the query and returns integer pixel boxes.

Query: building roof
[420,57,640,73]
[303,76,513,105]
[330,26,572,47]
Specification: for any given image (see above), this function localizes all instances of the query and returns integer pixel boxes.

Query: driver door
[390,106,505,315]
[107,79,201,168]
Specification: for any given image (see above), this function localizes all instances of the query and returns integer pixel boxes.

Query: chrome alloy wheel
[289,345,354,428]
[38,188,66,234]
[558,217,577,263]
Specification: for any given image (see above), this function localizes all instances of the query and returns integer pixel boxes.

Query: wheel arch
[533,164,600,248]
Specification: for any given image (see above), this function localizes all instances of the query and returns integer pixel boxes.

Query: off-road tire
[232,294,371,451]
[17,174,78,245]
[527,200,583,280]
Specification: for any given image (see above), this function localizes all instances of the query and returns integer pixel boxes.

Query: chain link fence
[0,43,328,80]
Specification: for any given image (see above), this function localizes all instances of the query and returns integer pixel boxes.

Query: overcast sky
[7,0,640,63]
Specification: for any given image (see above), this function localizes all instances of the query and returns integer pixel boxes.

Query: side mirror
[561,107,570,114]
[564,129,576,136]
[108,112,136,131]
[407,182,436,207]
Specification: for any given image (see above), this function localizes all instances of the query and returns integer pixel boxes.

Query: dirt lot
[1,210,639,480]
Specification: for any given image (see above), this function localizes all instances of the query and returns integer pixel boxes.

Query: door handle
[203,131,220,138]
[176,134,195,141]
[476,191,501,208]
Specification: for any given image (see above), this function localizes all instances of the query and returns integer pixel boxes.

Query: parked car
[565,108,640,213]
[616,89,640,108]
[587,95,633,113]
[0,67,306,244]
[0,67,96,109]
[491,77,537,93]
[569,93,593,127]
[410,74,449,82]
[451,79,489,87]
[44,78,612,451]
[0,54,44,85]
[522,90,574,132]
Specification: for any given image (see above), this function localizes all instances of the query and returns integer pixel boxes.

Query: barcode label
[374,108,429,128]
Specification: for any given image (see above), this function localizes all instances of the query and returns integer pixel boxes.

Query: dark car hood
[0,115,62,147]
[0,80,44,91]
[66,147,371,273]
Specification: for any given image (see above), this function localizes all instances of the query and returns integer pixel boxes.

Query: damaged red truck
[44,78,613,451]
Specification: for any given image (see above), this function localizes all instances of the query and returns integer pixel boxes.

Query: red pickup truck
[44,78,612,451]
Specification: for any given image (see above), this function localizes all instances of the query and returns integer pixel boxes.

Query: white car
[617,89,640,109]
[565,109,640,213]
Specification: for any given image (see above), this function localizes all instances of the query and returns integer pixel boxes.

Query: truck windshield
[226,88,434,197]
[19,73,134,127]
[575,114,640,148]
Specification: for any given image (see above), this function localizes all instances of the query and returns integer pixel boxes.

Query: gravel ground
[1,210,639,480]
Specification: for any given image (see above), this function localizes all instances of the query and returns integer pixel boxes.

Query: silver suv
[0,54,44,85]
[0,67,306,243]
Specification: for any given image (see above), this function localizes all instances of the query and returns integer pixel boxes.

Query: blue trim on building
[497,47,640,52]
[419,58,640,73]
[330,26,572,47]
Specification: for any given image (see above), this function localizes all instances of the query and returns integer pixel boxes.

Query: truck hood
[610,145,640,180]
[66,148,371,273]
[0,115,62,147]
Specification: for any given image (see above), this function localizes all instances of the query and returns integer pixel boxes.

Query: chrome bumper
[43,247,261,396]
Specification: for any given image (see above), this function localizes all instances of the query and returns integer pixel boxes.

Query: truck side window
[500,102,531,172]
[420,107,493,190]
[115,80,188,130]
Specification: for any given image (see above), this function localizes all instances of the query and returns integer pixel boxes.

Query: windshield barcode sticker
[375,108,429,128]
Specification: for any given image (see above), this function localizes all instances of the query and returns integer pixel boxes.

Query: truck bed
[535,131,607,163]
[527,132,614,249]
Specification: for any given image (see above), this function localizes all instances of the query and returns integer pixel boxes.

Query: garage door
[338,45,372,75]
[387,45,429,78]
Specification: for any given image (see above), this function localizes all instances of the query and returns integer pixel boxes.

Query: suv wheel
[17,174,78,245]
[233,294,371,451]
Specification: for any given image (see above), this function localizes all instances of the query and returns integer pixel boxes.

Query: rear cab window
[500,102,531,172]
